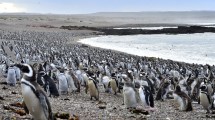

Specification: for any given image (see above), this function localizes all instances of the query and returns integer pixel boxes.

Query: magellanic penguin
[199,83,212,113]
[86,76,99,100]
[155,78,172,101]
[173,85,193,111]
[15,63,54,120]
[37,64,59,97]
[123,79,138,109]
[139,85,155,111]
[108,73,119,95]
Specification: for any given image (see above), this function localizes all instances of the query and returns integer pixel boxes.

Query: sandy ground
[0,14,215,120]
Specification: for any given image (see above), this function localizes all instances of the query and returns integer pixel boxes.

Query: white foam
[78,33,215,65]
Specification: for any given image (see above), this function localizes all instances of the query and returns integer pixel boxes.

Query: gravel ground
[0,80,215,120]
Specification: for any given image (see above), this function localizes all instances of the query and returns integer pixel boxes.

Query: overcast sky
[0,0,215,14]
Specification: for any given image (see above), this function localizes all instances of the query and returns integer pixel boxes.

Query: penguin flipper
[149,94,154,107]
[145,86,154,107]
[207,94,211,104]
[38,92,52,119]
[85,84,88,94]
[48,78,59,96]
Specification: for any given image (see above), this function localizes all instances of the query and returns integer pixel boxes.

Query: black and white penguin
[173,85,193,111]
[15,63,54,120]
[199,83,212,113]
[139,85,155,111]
[36,64,45,86]
[86,76,99,100]
[155,78,172,101]
[37,64,59,97]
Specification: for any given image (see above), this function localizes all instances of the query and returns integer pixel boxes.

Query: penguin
[15,63,54,120]
[38,65,59,97]
[137,73,149,87]
[76,69,84,86]
[68,69,81,93]
[155,78,172,101]
[145,74,155,94]
[108,73,118,95]
[86,76,99,100]
[199,83,212,113]
[65,69,78,93]
[56,68,69,95]
[14,65,21,81]
[102,75,111,92]
[139,85,155,111]
[123,81,137,109]
[37,65,45,86]
[173,85,193,111]
[6,65,17,86]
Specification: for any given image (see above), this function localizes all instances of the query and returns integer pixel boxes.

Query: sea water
[79,33,215,65]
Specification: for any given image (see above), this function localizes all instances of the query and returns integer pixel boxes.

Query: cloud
[0,2,26,13]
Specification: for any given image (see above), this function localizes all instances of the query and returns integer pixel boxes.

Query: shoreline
[77,35,212,67]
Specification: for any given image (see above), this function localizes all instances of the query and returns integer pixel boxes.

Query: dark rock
[11,91,18,94]
[98,105,106,109]
[129,108,149,115]
[0,96,4,100]
[60,25,215,35]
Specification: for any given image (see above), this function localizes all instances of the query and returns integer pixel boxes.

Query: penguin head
[38,64,46,77]
[200,84,207,91]
[15,63,36,79]
[111,73,116,78]
[175,85,181,92]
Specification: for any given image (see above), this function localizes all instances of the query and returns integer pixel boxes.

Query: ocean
[79,33,215,65]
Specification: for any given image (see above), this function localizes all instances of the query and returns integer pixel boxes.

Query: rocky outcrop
[60,25,215,35]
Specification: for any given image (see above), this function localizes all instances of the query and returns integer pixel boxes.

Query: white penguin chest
[139,88,147,106]
[21,83,39,111]
[88,81,98,97]
[200,92,210,108]
[21,80,47,120]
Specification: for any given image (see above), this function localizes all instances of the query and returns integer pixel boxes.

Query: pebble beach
[0,14,215,120]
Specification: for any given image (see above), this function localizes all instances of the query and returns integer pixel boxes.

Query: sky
[0,0,215,14]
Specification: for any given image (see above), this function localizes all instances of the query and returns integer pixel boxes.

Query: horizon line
[1,10,215,15]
